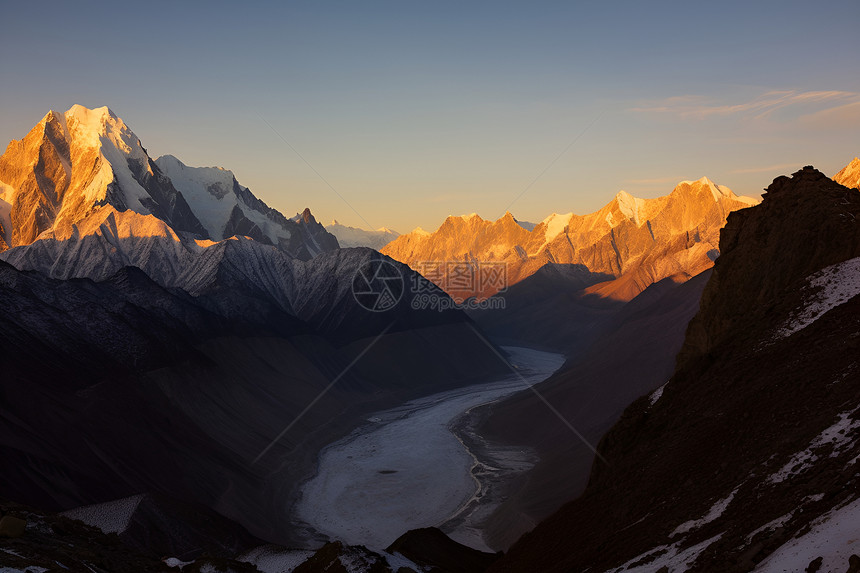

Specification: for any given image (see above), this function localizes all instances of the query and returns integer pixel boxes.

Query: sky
[1,1,858,233]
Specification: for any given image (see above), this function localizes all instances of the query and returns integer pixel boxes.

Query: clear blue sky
[1,1,858,232]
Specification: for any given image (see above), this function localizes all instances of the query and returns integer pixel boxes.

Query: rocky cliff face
[382,179,757,300]
[0,106,338,261]
[489,167,860,572]
[678,166,860,368]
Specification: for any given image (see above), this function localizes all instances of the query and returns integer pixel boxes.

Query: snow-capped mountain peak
[834,157,860,189]
[0,105,339,260]
[0,105,209,247]
[63,104,159,214]
[613,190,646,225]
[541,212,574,241]
[382,176,759,300]
[154,154,247,241]
[676,176,750,204]
[325,220,400,249]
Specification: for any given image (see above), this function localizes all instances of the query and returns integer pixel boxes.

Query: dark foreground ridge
[490,167,860,572]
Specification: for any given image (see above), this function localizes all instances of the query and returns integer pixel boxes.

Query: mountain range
[275,163,860,572]
[2,104,859,573]
[381,179,758,301]
[0,105,338,259]
[0,106,511,552]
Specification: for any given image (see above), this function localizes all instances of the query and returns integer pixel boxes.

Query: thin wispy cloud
[631,90,860,121]
[798,100,860,129]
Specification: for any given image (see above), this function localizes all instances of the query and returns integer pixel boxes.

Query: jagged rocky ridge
[156,154,339,258]
[382,179,757,301]
[489,167,860,572]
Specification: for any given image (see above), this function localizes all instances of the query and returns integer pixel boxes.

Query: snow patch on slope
[62,494,145,534]
[156,154,296,246]
[238,546,315,573]
[155,154,240,240]
[745,512,796,544]
[767,410,860,484]
[0,566,48,573]
[671,487,738,537]
[615,190,647,226]
[609,534,723,573]
[777,256,860,338]
[754,497,860,572]
[542,212,573,242]
[649,381,668,406]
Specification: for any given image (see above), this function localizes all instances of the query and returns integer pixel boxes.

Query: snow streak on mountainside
[382,178,759,300]
[0,105,338,260]
[325,220,399,249]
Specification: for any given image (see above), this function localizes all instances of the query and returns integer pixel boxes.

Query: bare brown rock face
[382,179,757,301]
[678,166,860,369]
[0,111,72,247]
[0,106,206,250]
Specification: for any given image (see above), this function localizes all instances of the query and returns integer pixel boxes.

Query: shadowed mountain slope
[490,166,860,572]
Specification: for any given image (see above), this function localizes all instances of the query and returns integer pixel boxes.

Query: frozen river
[293,346,564,551]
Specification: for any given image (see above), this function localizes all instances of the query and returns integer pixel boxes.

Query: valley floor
[292,347,564,552]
